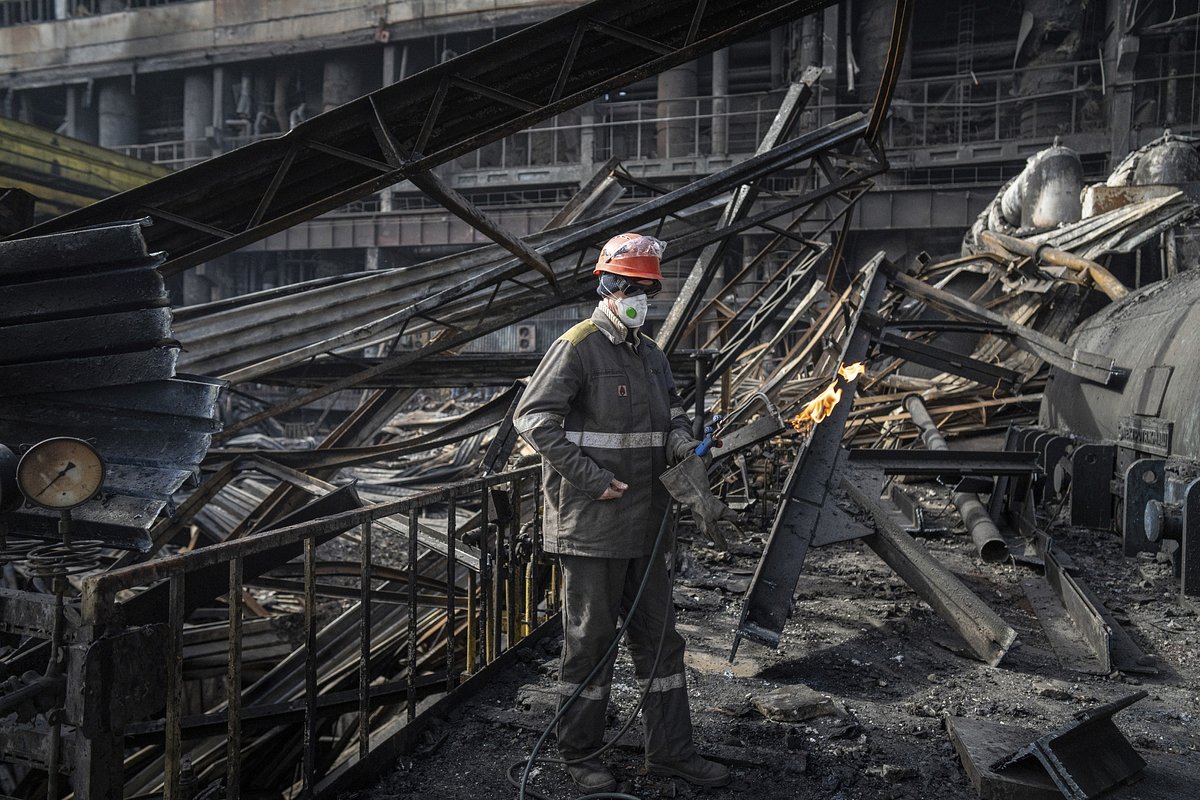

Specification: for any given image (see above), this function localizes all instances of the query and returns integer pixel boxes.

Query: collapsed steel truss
[0,0,929,797]
[13,0,841,276]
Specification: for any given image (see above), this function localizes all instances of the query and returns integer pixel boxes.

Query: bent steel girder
[733,255,889,654]
[14,0,840,276]
[215,113,874,440]
[676,151,886,399]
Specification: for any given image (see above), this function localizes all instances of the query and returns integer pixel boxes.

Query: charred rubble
[1,2,1199,799]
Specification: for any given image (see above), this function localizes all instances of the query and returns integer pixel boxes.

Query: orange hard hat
[593,233,665,280]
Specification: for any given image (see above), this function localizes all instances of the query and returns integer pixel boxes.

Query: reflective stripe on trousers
[558,681,609,702]
[556,554,696,763]
[638,672,686,693]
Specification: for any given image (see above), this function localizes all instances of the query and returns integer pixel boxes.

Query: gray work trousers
[556,553,696,765]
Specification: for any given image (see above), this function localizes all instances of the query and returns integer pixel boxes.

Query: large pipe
[980,230,1130,302]
[903,395,1009,563]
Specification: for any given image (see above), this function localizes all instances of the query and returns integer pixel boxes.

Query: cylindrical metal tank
[1040,266,1200,459]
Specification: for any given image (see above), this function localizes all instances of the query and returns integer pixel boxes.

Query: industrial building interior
[0,0,1198,798]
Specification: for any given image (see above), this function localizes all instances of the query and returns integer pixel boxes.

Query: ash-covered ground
[358,492,1200,800]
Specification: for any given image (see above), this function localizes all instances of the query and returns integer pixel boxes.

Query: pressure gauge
[16,438,105,511]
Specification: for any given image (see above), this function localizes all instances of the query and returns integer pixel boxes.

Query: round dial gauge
[16,438,106,510]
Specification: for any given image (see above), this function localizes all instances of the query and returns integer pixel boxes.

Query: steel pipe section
[904,395,1009,563]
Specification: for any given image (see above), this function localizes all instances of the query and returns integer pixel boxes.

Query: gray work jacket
[514,306,692,558]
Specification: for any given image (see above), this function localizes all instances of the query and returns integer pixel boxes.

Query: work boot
[646,753,731,787]
[566,758,617,793]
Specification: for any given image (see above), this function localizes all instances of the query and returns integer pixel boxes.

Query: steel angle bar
[845,449,1041,478]
[1036,536,1156,675]
[407,170,557,286]
[874,331,1023,393]
[732,255,888,656]
[659,68,823,354]
[990,692,1147,800]
[16,0,843,276]
[1042,543,1112,674]
[887,268,1126,387]
[841,478,1018,666]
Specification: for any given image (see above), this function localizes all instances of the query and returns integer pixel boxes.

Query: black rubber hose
[510,505,678,800]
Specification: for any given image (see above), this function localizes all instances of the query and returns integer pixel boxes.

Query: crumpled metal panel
[0,220,223,551]
[0,219,177,396]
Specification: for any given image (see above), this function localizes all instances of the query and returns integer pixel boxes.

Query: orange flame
[838,361,866,381]
[790,361,866,434]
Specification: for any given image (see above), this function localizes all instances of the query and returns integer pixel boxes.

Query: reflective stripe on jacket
[514,305,691,558]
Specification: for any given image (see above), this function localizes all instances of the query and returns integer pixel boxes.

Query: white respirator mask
[613,294,648,328]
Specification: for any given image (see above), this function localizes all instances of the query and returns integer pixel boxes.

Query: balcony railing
[0,0,193,27]
[116,58,1200,178]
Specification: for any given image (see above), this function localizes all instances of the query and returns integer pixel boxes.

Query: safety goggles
[599,272,662,298]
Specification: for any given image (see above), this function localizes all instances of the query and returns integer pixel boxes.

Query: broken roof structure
[2,1,1200,799]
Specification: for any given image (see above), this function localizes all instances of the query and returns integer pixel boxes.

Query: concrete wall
[0,0,579,89]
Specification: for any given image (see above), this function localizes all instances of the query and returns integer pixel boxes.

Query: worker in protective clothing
[514,232,730,793]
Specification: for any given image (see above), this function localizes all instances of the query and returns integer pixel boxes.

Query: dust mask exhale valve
[614,294,648,328]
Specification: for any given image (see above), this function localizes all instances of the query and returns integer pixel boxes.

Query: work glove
[667,429,712,467]
[659,455,737,550]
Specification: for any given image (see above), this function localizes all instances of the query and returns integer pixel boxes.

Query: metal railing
[81,463,551,799]
[0,0,192,26]
[859,58,1109,149]
[452,90,791,170]
[0,0,53,26]
[118,91,793,172]
[116,131,275,171]
[115,58,1200,178]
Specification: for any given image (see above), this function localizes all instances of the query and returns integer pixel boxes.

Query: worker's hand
[598,478,628,500]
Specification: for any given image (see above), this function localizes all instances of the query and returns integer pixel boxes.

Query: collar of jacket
[591,302,657,351]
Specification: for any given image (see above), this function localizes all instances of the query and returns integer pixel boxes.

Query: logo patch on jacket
[617,384,628,397]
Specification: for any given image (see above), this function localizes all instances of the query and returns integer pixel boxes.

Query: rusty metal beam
[843,478,1018,667]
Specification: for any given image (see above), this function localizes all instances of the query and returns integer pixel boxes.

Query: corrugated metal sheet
[461,303,593,353]
[0,218,178,394]
[0,221,224,551]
